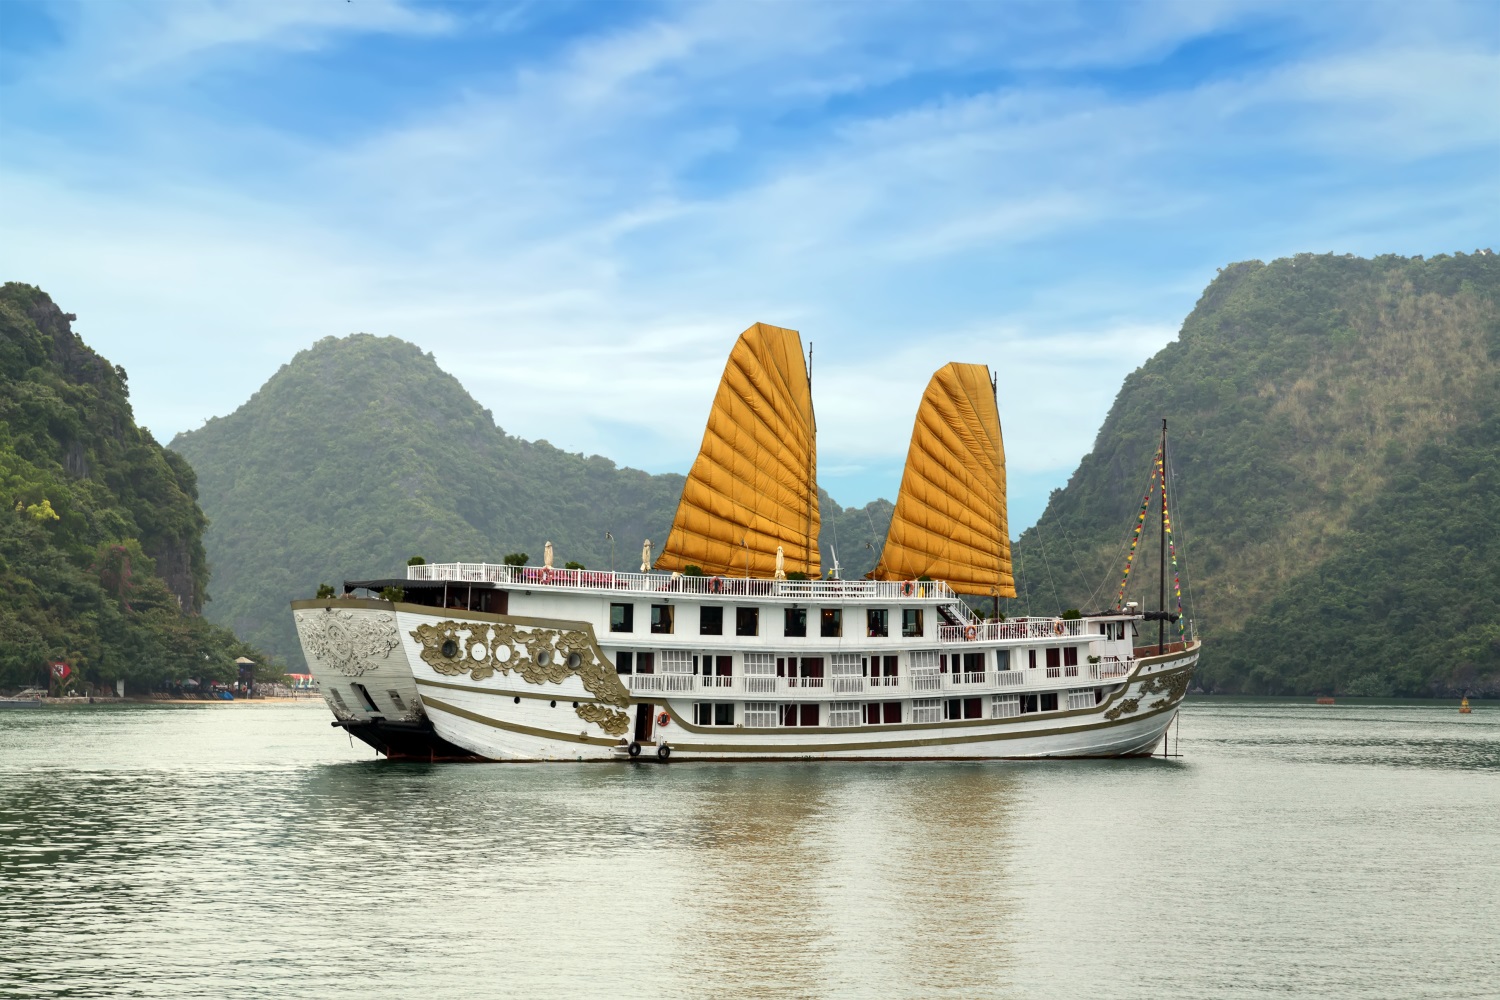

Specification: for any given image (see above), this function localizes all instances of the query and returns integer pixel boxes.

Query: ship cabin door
[634,704,654,742]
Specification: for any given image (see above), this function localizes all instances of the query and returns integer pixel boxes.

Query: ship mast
[1159,417,1167,655]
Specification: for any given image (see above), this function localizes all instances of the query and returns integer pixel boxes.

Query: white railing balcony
[831,677,865,694]
[406,562,956,603]
[1090,657,1132,680]
[627,674,664,694]
[787,676,825,690]
[947,671,992,687]
[869,674,902,689]
[938,617,1089,644]
[662,674,696,693]
[993,670,1026,688]
[743,675,778,694]
[700,675,736,690]
[911,671,942,692]
[1045,666,1061,678]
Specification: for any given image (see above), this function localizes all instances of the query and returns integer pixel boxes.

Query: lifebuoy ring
[711,576,723,594]
[965,625,977,641]
[656,711,670,728]
[1054,621,1065,636]
[540,567,552,584]
[902,581,914,596]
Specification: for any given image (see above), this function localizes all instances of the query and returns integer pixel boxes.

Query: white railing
[949,671,991,686]
[1090,657,1132,680]
[744,676,778,694]
[1046,666,1061,679]
[937,617,1089,644]
[787,676,825,690]
[700,675,735,689]
[870,674,901,689]
[911,671,942,692]
[993,670,1026,688]
[831,677,865,693]
[407,562,956,602]
[626,674,695,694]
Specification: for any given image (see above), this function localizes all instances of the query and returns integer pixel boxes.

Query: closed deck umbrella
[774,545,786,581]
[641,539,653,572]
[544,540,554,569]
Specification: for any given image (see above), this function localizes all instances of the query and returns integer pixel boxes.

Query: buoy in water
[1459,697,1472,714]
[1316,696,1335,705]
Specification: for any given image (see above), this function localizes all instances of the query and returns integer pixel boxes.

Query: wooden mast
[1159,417,1167,655]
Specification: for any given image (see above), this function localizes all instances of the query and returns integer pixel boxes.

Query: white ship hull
[292,593,1197,763]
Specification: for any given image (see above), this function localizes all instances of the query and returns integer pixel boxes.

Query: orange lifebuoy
[540,567,552,584]
[965,625,977,641]
[1054,621,1065,636]
[902,582,913,596]
[656,711,670,728]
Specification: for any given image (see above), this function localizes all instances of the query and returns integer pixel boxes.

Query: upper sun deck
[407,562,960,605]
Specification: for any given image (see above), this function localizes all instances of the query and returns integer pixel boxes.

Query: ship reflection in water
[1,702,1495,1000]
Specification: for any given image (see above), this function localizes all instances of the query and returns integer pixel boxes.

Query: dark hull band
[331,716,484,762]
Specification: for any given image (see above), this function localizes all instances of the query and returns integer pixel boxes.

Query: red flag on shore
[50,661,71,680]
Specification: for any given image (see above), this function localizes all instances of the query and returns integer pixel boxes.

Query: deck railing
[937,617,1088,644]
[621,660,1130,699]
[407,562,955,602]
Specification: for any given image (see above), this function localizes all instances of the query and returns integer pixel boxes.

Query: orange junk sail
[655,323,821,578]
[873,362,1015,596]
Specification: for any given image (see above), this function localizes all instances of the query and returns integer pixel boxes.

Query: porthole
[536,650,552,667]
[566,652,581,669]
[572,701,579,708]
[441,639,458,659]
[513,696,520,704]
[550,700,557,708]
[469,642,487,661]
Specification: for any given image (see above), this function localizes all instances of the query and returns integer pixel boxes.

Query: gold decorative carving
[409,618,630,710]
[1105,667,1193,721]
[296,610,400,676]
[576,703,630,736]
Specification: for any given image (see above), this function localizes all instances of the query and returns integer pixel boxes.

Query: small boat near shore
[293,323,1199,761]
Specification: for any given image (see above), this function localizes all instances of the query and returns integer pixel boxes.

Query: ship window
[694,703,735,726]
[744,702,776,727]
[901,609,924,638]
[820,608,842,638]
[829,702,861,727]
[781,703,819,726]
[911,698,943,724]
[864,701,902,724]
[1040,692,1059,712]
[636,652,656,674]
[1063,646,1079,676]
[992,695,1020,719]
[784,608,807,638]
[1019,694,1040,714]
[699,605,724,636]
[1028,649,1037,669]
[996,649,1011,671]
[1066,689,1097,711]
[962,652,986,675]
[614,651,634,675]
[1046,648,1061,676]
[736,606,759,637]
[945,698,983,720]
[651,604,674,634]
[867,608,888,638]
[610,603,634,633]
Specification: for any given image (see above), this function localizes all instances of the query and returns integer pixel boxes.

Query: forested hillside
[1008,251,1500,697]
[172,335,894,668]
[0,284,255,690]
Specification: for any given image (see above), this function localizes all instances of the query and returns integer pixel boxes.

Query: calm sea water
[1,699,1495,1000]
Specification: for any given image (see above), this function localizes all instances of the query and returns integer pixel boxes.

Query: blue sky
[2,0,1496,534]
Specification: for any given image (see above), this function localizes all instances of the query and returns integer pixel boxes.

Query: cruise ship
[292,323,1198,761]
